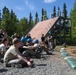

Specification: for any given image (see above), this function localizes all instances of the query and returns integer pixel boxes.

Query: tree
[41,8,48,21]
[35,12,39,24]
[44,10,48,20]
[10,10,19,35]
[53,6,56,17]
[0,10,1,28]
[62,3,67,18]
[1,6,19,36]
[41,8,45,21]
[57,6,61,16]
[28,12,34,31]
[1,6,10,31]
[70,0,76,45]
[18,17,29,35]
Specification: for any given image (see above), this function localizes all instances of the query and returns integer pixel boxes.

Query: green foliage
[1,6,19,36]
[41,8,45,21]
[57,7,61,16]
[44,10,48,20]
[1,6,10,29]
[28,12,34,31]
[70,0,76,45]
[41,8,48,21]
[53,6,56,17]
[0,6,35,37]
[35,12,39,24]
[17,17,29,35]
[63,3,67,18]
[0,4,74,46]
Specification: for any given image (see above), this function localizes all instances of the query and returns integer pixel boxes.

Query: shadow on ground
[0,68,8,73]
[36,64,47,66]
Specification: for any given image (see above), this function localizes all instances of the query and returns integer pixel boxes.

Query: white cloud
[16,6,25,11]
[25,0,35,10]
[44,0,56,3]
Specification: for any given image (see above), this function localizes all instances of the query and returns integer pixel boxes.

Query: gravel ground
[0,48,76,75]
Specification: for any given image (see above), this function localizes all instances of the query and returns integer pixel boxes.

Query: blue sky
[0,0,75,20]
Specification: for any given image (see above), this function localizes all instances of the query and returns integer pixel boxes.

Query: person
[0,38,3,62]
[33,39,52,55]
[0,38,9,63]
[3,30,8,39]
[20,36,27,45]
[41,34,45,42]
[0,38,9,55]
[26,38,33,46]
[19,38,42,58]
[19,36,28,55]
[0,38,3,50]
[26,34,32,40]
[48,35,56,51]
[33,39,42,58]
[0,29,4,39]
[11,33,20,39]
[48,35,53,50]
[4,38,32,68]
[62,42,68,48]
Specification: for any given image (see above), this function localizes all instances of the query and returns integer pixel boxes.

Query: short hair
[12,38,20,45]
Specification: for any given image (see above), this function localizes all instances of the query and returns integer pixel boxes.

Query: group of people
[0,29,56,68]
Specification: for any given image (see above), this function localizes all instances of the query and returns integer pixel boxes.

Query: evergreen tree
[0,10,1,27]
[35,12,39,24]
[41,8,45,21]
[1,6,10,31]
[10,10,19,34]
[29,12,34,30]
[62,3,67,18]
[57,7,61,16]
[18,17,29,35]
[53,6,56,17]
[70,0,76,45]
[1,6,19,36]
[0,10,1,22]
[29,12,32,22]
[41,8,48,21]
[44,10,48,20]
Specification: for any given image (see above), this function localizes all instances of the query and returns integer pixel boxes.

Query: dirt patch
[64,46,76,58]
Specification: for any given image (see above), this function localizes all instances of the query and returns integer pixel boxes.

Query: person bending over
[4,38,32,67]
